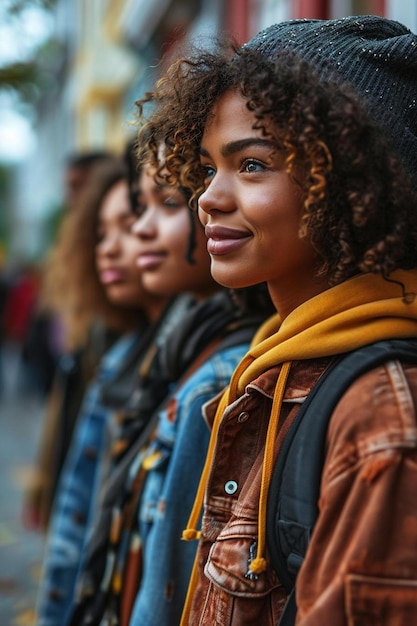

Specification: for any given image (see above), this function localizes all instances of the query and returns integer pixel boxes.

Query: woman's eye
[201,164,216,181]
[163,197,182,209]
[243,159,265,173]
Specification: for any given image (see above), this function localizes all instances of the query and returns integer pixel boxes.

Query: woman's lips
[205,225,252,256]
[136,251,166,269]
[100,269,125,285]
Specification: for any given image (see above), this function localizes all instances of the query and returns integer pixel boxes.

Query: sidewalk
[0,343,46,626]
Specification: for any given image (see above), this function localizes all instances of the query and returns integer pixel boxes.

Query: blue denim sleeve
[35,395,109,626]
[129,343,249,626]
[35,333,139,626]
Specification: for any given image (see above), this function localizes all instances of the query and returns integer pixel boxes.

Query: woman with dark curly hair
[24,159,165,532]
[135,15,417,626]
[34,158,170,625]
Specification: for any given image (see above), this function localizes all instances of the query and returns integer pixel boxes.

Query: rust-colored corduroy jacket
[186,356,417,625]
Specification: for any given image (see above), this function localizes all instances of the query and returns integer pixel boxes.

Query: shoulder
[181,342,250,394]
[156,343,251,439]
[325,360,417,480]
[98,330,140,371]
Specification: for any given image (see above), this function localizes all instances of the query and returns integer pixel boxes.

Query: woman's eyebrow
[200,138,275,158]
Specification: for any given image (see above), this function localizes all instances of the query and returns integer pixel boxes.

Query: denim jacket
[128,342,251,625]
[36,332,141,626]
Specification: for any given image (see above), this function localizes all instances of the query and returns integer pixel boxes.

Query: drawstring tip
[182,528,201,541]
[249,557,267,575]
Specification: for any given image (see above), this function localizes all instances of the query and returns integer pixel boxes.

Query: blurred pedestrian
[22,151,118,400]
[23,151,121,531]
[1,261,41,393]
[0,247,12,394]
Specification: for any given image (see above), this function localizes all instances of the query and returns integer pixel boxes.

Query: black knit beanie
[245,15,417,184]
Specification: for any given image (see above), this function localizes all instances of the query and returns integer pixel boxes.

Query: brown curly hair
[41,158,146,351]
[135,42,417,287]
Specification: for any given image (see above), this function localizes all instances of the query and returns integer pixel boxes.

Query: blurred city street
[0,342,46,626]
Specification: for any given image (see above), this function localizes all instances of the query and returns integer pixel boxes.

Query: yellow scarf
[181,270,417,624]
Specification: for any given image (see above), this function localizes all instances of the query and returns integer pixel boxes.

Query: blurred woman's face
[95,179,163,313]
[131,164,218,301]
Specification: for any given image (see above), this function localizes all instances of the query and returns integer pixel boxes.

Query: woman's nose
[99,233,121,256]
[130,217,142,236]
[131,208,157,238]
[198,174,234,216]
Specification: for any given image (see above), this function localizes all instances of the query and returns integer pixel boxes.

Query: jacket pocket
[205,519,280,598]
[346,573,417,625]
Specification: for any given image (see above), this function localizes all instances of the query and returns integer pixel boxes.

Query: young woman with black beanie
[134,15,417,626]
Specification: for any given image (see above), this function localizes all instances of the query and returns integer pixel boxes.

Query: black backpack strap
[267,338,417,625]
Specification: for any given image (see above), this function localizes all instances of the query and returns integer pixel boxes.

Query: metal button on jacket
[225,480,238,495]
[237,411,249,423]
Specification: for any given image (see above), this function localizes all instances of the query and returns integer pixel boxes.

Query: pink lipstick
[205,225,251,256]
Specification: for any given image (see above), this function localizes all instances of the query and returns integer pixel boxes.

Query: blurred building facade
[9,0,417,262]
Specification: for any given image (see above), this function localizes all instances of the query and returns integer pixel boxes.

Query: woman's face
[131,164,218,300]
[95,179,164,315]
[198,89,328,317]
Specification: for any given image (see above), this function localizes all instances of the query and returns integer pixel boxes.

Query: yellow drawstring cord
[180,389,231,626]
[249,361,291,575]
[181,362,292,623]
[179,542,201,626]
[181,389,230,540]
[181,316,282,541]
